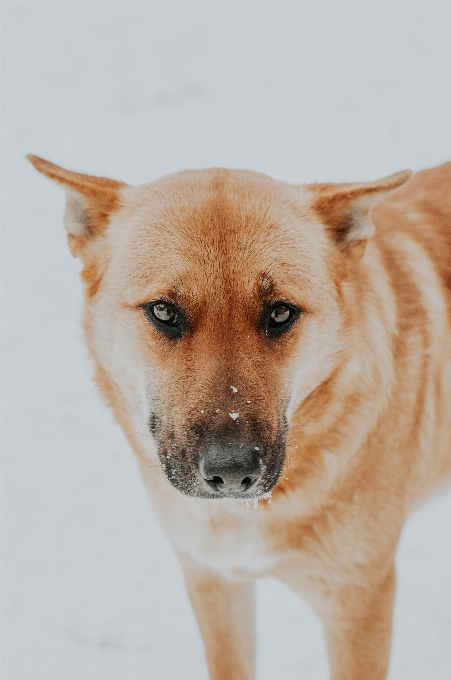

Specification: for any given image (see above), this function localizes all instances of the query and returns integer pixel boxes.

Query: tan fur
[28,154,451,680]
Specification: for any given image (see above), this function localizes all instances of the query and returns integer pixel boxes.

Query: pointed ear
[309,170,412,256]
[26,155,127,257]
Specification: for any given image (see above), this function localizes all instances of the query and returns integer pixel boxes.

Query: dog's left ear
[26,155,127,258]
[309,170,412,260]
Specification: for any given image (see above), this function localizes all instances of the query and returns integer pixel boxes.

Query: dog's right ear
[26,155,127,258]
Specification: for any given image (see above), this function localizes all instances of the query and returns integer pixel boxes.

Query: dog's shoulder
[373,162,451,295]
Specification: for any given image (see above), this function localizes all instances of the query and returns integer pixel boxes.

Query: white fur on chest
[148,479,281,578]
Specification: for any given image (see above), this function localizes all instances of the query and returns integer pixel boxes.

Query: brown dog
[28,155,451,680]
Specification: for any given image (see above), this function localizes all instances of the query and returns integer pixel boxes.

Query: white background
[2,2,451,679]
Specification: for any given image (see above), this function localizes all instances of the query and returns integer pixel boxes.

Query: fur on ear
[27,155,128,296]
[26,155,127,241]
[309,170,412,248]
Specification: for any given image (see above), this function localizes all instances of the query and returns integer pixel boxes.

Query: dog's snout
[199,444,263,496]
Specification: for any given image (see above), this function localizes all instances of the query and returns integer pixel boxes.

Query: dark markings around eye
[143,300,184,339]
[265,302,300,338]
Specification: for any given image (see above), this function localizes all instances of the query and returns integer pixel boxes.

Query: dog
[28,155,451,680]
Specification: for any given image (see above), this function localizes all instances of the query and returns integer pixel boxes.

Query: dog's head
[28,156,410,499]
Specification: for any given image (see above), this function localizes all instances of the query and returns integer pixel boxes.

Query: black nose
[199,444,263,496]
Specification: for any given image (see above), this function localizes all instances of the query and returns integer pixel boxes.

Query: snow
[2,2,451,679]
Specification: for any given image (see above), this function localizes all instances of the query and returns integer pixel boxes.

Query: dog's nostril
[240,476,253,491]
[204,475,225,492]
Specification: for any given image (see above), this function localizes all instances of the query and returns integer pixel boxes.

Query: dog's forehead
[108,169,331,302]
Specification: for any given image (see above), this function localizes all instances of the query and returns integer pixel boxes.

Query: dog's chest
[157,496,282,578]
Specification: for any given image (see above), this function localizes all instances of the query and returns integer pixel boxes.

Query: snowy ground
[2,2,451,679]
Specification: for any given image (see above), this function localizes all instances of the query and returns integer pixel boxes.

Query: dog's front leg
[322,563,396,680]
[178,551,256,680]
[275,560,396,680]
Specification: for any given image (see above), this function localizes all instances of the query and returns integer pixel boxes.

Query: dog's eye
[265,302,299,338]
[152,302,177,324]
[269,304,291,325]
[143,300,184,338]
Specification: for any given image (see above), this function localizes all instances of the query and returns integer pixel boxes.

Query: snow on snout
[229,411,239,420]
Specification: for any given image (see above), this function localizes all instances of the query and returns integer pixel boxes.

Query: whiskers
[125,427,152,440]
[116,394,146,418]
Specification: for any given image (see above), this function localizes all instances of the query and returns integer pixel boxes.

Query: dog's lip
[193,484,269,500]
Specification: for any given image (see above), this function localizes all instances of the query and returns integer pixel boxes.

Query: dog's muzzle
[199,443,264,497]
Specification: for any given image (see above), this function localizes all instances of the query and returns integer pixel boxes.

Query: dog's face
[28,157,410,499]
[97,171,345,499]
